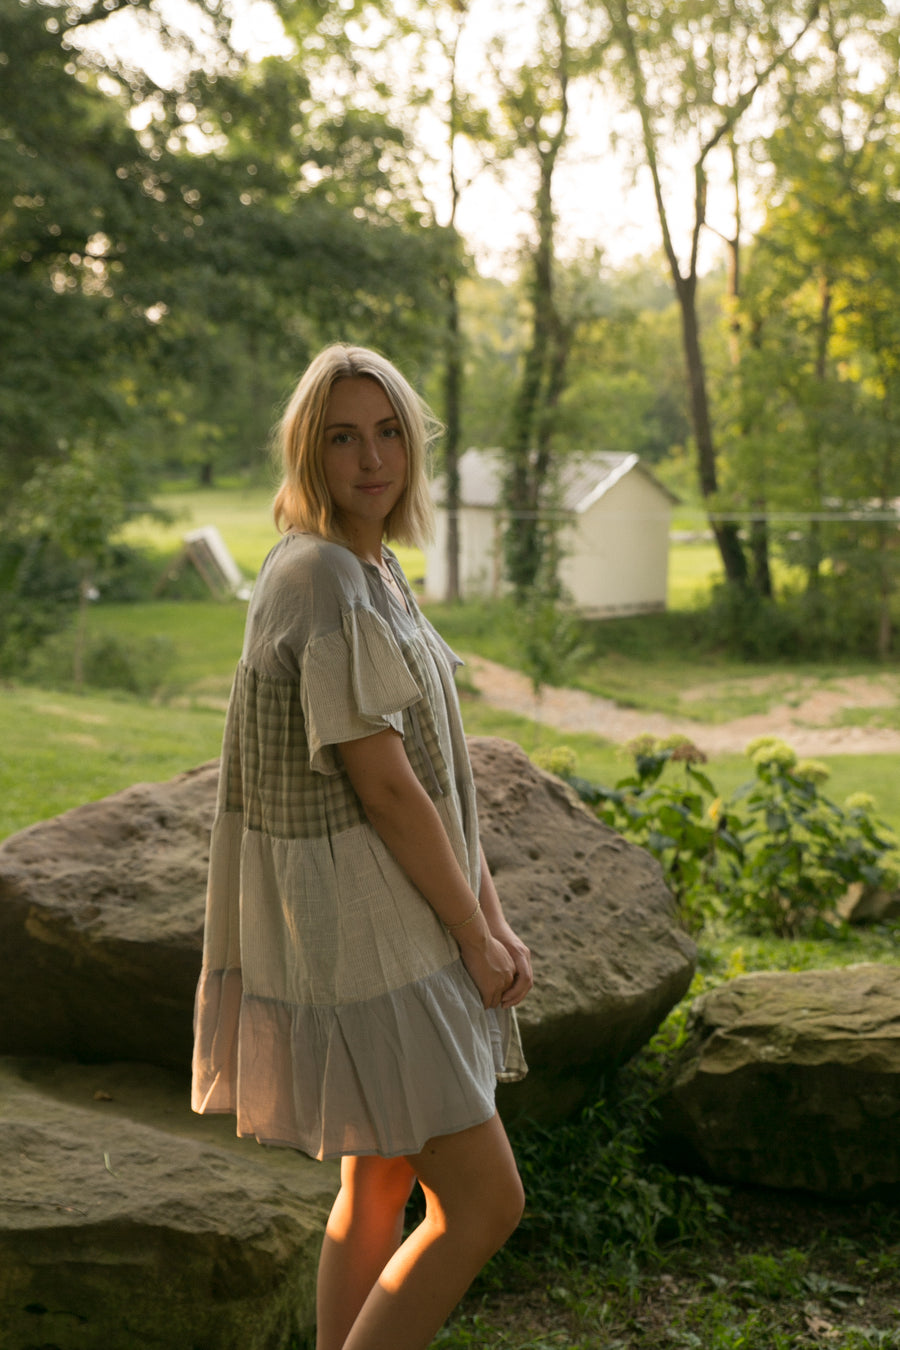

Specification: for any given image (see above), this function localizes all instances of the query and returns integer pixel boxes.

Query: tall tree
[494,0,578,597]
[141,52,449,476]
[434,0,479,603]
[278,0,498,598]
[0,0,169,499]
[600,0,823,588]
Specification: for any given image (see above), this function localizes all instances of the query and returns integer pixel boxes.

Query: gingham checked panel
[220,643,453,841]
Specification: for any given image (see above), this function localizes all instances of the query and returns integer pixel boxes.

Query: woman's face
[322,377,407,547]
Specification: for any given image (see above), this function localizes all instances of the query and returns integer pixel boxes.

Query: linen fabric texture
[191,533,527,1161]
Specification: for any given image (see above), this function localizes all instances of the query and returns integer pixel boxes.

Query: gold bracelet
[446,899,481,933]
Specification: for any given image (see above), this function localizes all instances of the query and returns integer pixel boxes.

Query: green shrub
[23,630,177,697]
[499,1060,729,1276]
[568,735,743,932]
[96,543,174,602]
[726,737,899,936]
[703,577,894,661]
[559,736,899,939]
[703,582,800,660]
[0,535,81,675]
[0,535,174,672]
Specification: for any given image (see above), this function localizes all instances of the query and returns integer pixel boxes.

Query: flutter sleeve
[301,604,423,775]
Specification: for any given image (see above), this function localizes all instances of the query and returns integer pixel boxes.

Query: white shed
[424,448,677,616]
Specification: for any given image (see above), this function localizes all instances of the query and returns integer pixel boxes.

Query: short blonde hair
[273,345,437,548]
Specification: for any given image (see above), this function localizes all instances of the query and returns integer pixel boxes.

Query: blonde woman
[192,344,532,1350]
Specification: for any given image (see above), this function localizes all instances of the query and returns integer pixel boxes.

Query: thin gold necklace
[351,545,398,589]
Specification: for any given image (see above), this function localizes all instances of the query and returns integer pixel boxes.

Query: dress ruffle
[302,605,422,775]
[192,959,523,1160]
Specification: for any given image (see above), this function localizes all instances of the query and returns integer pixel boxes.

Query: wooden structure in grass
[155,525,252,600]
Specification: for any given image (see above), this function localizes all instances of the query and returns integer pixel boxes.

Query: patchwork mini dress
[191,532,527,1161]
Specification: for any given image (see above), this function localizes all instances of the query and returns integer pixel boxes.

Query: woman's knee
[419,1145,525,1252]
[484,1167,525,1247]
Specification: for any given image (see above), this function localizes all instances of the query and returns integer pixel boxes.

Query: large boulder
[0,738,696,1120]
[657,964,900,1196]
[0,1056,337,1350]
[0,762,216,1068]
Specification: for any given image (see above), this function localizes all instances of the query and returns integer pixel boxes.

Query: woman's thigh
[337,1153,418,1213]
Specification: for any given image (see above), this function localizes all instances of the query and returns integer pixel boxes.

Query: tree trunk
[73,574,90,692]
[806,272,832,591]
[725,159,772,599]
[443,267,462,602]
[500,0,570,600]
[749,511,773,598]
[504,150,565,597]
[675,272,748,586]
[441,18,467,605]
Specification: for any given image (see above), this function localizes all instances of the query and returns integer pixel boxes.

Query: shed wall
[560,471,671,614]
[424,469,672,612]
[424,506,501,601]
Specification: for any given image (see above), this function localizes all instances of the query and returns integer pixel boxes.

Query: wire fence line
[490,508,900,523]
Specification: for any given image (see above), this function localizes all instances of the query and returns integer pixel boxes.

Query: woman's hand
[493,925,533,1009]
[475,846,533,1009]
[456,930,517,1010]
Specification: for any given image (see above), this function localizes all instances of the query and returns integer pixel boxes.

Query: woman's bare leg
[316,1154,417,1350]
[341,1112,524,1350]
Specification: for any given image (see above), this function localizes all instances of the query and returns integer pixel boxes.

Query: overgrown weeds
[503,1079,729,1273]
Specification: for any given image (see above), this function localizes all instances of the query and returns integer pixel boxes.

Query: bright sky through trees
[66,0,732,275]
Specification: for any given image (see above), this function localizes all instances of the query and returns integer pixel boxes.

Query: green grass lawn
[0,684,226,839]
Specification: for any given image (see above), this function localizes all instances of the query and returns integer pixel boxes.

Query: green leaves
[563,733,900,939]
[2,0,450,509]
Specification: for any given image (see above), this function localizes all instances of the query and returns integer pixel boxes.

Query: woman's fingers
[497,934,533,1008]
[500,967,532,1008]
[461,938,516,1010]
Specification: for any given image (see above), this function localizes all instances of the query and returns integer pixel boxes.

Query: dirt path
[466,656,900,757]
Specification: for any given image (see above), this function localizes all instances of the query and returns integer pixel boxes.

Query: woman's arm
[338,727,517,1010]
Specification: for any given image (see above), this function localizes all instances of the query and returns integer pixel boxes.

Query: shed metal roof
[433,448,677,512]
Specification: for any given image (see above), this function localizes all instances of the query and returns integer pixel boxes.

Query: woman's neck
[341,521,384,567]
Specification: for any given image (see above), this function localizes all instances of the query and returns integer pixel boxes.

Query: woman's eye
[382,426,401,439]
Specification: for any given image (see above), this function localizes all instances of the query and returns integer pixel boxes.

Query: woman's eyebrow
[324,416,400,430]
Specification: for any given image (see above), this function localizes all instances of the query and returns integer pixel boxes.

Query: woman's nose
[360,435,382,468]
